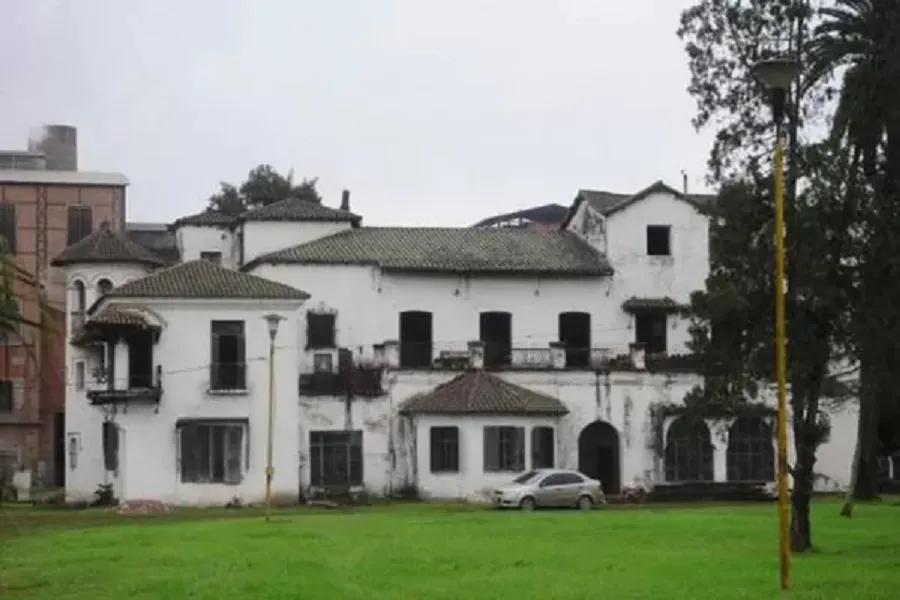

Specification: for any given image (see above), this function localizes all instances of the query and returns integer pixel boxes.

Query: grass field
[1,500,897,599]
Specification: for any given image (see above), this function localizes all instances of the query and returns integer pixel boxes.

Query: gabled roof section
[400,370,569,416]
[244,227,611,276]
[562,180,716,228]
[236,197,361,225]
[170,209,236,230]
[51,222,166,267]
[90,259,309,312]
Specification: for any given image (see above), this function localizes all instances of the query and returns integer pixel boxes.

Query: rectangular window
[179,421,245,484]
[483,426,525,472]
[646,225,671,256]
[309,430,363,487]
[75,362,85,390]
[306,312,336,349]
[0,204,16,254]
[430,426,460,473]
[0,380,12,412]
[531,426,555,469]
[67,206,93,246]
[200,251,222,266]
[210,321,246,390]
[635,312,667,354]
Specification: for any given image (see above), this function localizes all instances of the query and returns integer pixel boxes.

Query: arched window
[664,416,714,482]
[726,417,775,482]
[73,280,86,313]
[97,279,113,296]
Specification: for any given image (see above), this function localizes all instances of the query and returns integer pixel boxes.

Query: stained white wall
[64,298,304,505]
[174,225,235,267]
[241,221,353,266]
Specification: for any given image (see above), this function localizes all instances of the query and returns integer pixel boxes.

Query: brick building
[0,125,128,489]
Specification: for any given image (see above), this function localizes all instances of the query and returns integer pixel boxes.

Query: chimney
[681,170,688,195]
[340,189,351,211]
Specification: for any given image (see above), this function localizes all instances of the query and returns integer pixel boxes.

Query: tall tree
[207,164,321,215]
[807,0,900,509]
[678,0,861,551]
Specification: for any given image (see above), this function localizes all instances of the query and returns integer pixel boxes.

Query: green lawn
[1,501,897,599]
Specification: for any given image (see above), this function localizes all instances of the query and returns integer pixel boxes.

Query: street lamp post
[752,56,801,592]
[262,313,284,522]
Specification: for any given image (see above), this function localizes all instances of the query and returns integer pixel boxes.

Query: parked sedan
[491,469,606,510]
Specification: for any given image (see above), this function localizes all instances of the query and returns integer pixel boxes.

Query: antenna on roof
[680,170,688,195]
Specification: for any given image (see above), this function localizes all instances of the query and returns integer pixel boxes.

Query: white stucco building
[55,183,868,506]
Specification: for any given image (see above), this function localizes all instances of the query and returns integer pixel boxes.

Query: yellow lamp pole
[753,57,800,592]
[262,313,284,521]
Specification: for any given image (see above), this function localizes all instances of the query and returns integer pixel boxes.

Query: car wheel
[576,495,593,511]
[519,496,536,511]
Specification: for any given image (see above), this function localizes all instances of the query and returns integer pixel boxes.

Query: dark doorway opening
[558,312,591,368]
[53,412,65,486]
[479,311,511,368]
[127,331,155,388]
[399,311,433,368]
[578,420,621,494]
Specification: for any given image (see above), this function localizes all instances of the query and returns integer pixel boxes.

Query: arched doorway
[578,421,621,494]
[664,416,714,482]
[726,417,775,482]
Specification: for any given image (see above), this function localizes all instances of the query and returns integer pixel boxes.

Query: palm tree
[806,0,900,514]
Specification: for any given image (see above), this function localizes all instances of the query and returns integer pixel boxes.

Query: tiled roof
[400,370,569,416]
[72,305,159,344]
[94,259,310,305]
[569,180,716,224]
[237,197,361,224]
[244,227,611,275]
[170,210,236,229]
[126,224,181,265]
[51,223,166,267]
[621,296,686,312]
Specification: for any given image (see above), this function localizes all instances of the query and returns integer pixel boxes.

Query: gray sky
[0,0,714,227]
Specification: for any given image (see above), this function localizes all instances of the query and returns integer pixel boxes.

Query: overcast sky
[0,0,714,227]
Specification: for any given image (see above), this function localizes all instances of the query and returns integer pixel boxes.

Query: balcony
[86,365,163,406]
[335,341,638,371]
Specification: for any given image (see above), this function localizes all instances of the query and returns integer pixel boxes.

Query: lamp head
[262,313,284,340]
[752,58,800,91]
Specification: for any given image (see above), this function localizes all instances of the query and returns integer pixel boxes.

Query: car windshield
[511,470,541,484]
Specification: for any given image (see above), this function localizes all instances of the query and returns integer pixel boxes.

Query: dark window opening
[558,312,591,368]
[646,225,671,256]
[179,421,244,484]
[73,280,86,313]
[891,455,900,482]
[484,426,525,472]
[430,426,459,473]
[726,417,775,482]
[635,312,667,354]
[399,311,433,368]
[309,430,363,488]
[0,204,16,254]
[97,279,113,296]
[127,330,155,388]
[210,321,246,390]
[200,251,222,266]
[67,206,93,246]
[0,380,13,412]
[480,311,512,368]
[531,426,555,469]
[664,416,714,482]
[102,421,119,471]
[307,312,336,349]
